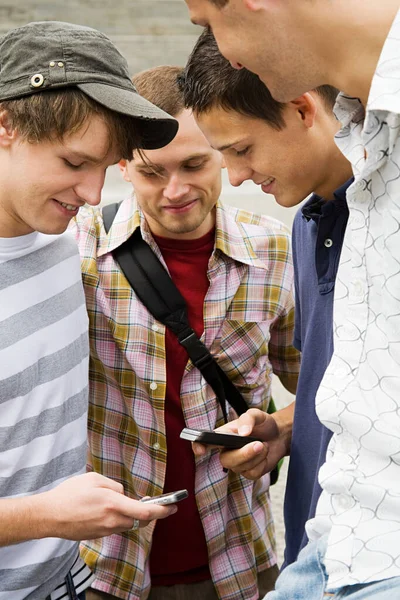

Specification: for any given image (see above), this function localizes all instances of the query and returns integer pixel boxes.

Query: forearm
[0,493,53,546]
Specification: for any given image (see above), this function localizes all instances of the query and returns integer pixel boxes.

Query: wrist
[271,402,294,455]
[28,491,59,539]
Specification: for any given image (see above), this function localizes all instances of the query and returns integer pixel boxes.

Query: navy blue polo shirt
[282,179,351,567]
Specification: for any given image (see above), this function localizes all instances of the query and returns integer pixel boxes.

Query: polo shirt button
[152,324,159,332]
[150,382,158,391]
[153,442,160,450]
[324,238,333,248]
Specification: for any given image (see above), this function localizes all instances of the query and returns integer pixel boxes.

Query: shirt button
[150,382,158,391]
[324,238,333,248]
[152,324,159,332]
[153,442,160,450]
[353,280,364,297]
[338,494,353,510]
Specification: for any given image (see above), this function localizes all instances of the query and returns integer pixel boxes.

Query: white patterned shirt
[306,8,400,590]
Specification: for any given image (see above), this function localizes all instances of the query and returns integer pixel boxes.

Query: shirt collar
[334,8,400,126]
[367,8,400,114]
[97,194,143,257]
[214,202,268,270]
[98,196,266,270]
[302,178,352,223]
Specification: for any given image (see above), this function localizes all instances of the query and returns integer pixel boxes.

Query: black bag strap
[102,203,248,422]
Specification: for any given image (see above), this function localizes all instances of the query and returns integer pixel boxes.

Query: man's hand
[39,472,178,540]
[192,403,294,481]
[0,472,178,546]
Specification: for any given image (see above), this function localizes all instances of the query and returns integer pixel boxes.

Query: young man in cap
[184,2,400,599]
[0,21,178,600]
[179,27,352,568]
[72,65,300,600]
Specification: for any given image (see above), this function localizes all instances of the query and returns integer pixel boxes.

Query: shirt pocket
[212,319,272,405]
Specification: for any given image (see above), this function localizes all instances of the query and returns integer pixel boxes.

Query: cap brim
[78,82,178,150]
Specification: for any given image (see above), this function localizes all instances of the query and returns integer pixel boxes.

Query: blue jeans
[264,535,400,600]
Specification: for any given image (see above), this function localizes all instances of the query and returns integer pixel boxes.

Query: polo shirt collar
[302,179,351,223]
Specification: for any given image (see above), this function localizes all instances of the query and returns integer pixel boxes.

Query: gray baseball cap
[0,21,178,149]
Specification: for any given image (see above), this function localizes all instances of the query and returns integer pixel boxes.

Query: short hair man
[72,65,300,600]
[0,21,179,600]
[184,2,400,599]
[179,27,352,568]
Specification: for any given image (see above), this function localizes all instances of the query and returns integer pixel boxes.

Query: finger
[219,441,267,471]
[241,464,269,481]
[192,442,208,456]
[97,475,124,494]
[116,496,178,521]
[237,409,267,436]
[84,472,124,494]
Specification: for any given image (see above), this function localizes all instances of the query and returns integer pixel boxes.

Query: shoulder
[221,202,289,234]
[219,203,291,254]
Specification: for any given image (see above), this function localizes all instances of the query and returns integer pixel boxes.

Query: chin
[37,222,70,235]
[275,194,302,208]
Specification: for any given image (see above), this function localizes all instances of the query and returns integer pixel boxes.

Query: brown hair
[132,66,185,118]
[0,88,142,159]
[179,28,339,130]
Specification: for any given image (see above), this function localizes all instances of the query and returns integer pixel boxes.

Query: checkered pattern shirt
[72,196,300,600]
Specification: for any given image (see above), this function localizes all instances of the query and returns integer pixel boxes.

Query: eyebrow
[214,140,244,152]
[66,150,109,165]
[135,153,209,170]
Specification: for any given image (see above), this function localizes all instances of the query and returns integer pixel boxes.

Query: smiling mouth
[163,199,198,212]
[260,177,275,192]
[54,199,80,212]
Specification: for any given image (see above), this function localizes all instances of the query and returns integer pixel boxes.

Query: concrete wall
[0,0,300,228]
[0,0,199,74]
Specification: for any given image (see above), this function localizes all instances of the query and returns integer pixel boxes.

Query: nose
[227,164,252,188]
[163,173,190,202]
[74,169,106,206]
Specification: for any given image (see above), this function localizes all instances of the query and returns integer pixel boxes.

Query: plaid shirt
[72,196,300,600]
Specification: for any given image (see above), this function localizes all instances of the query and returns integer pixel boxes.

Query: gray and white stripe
[0,231,90,599]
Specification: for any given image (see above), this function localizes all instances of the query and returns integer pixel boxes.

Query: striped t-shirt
[0,231,93,600]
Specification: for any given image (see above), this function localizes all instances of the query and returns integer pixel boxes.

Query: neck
[0,201,32,238]
[324,1,398,106]
[313,146,353,202]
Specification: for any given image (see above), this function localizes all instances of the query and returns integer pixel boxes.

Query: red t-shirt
[149,228,215,586]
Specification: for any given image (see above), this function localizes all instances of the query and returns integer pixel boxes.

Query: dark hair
[132,65,185,118]
[0,88,141,159]
[179,29,339,130]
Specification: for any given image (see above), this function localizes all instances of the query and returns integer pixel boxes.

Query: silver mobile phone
[140,489,189,505]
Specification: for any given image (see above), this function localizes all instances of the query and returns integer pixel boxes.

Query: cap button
[30,74,44,88]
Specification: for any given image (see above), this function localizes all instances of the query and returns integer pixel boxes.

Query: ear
[118,159,131,183]
[288,92,318,129]
[243,0,266,11]
[0,111,17,148]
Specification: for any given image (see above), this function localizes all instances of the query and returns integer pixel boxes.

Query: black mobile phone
[180,427,263,449]
[140,489,189,505]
